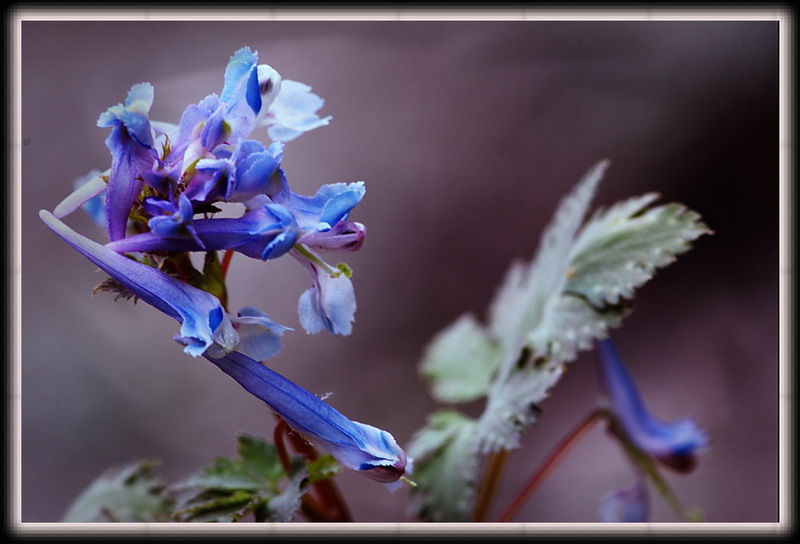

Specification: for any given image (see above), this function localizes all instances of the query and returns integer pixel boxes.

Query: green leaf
[306,455,342,483]
[475,353,565,454]
[62,459,172,522]
[173,489,256,522]
[488,161,609,353]
[173,434,284,493]
[263,458,309,522]
[420,313,502,403]
[171,434,306,522]
[407,410,479,522]
[566,197,711,307]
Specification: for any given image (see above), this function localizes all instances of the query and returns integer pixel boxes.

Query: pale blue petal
[266,80,331,142]
[55,171,107,221]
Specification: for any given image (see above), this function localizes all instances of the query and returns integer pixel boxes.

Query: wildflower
[299,220,366,253]
[292,247,357,336]
[144,194,205,248]
[203,349,408,484]
[188,139,287,204]
[597,479,649,522]
[96,82,160,241]
[39,210,286,361]
[597,338,708,472]
[105,201,298,261]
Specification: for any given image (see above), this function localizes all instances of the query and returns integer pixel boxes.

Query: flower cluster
[41,47,406,485]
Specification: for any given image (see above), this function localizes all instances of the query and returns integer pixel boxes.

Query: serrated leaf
[566,197,710,307]
[420,313,502,403]
[171,434,307,523]
[475,354,564,454]
[263,458,309,522]
[488,161,609,353]
[173,434,284,493]
[62,460,172,522]
[173,489,255,522]
[236,434,286,485]
[407,410,480,522]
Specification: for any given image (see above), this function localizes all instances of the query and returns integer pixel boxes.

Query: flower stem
[220,249,235,279]
[496,408,606,522]
[472,450,510,522]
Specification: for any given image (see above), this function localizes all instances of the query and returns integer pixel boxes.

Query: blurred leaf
[62,459,172,522]
[306,455,342,483]
[488,160,608,353]
[173,489,256,522]
[566,197,711,307]
[171,434,306,522]
[475,354,564,454]
[263,458,309,522]
[420,313,502,403]
[172,434,284,493]
[407,410,479,522]
[409,161,710,519]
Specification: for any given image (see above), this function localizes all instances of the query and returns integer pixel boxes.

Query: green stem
[496,408,606,522]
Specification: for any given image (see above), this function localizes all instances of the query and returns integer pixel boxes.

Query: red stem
[220,249,235,279]
[272,414,353,522]
[496,408,605,522]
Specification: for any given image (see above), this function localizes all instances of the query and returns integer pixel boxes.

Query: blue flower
[277,181,366,234]
[105,201,298,261]
[292,247,357,336]
[97,82,160,241]
[188,139,287,204]
[144,194,205,248]
[204,349,409,484]
[598,338,708,472]
[41,210,237,357]
[597,479,649,522]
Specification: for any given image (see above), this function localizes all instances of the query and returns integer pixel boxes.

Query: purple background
[21,19,779,523]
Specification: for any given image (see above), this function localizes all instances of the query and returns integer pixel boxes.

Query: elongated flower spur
[597,338,708,472]
[40,46,408,487]
[204,350,409,484]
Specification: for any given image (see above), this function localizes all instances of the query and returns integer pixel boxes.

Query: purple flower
[40,210,235,357]
[41,211,289,362]
[598,338,708,472]
[96,83,160,241]
[204,349,408,484]
[188,139,287,204]
[105,201,298,262]
[144,194,205,248]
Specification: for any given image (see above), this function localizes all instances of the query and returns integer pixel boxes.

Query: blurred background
[20,17,780,523]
